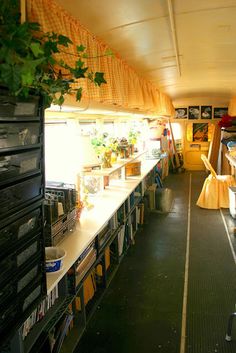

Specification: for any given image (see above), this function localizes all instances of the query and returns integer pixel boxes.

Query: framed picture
[201,105,212,119]
[175,107,188,119]
[188,106,200,119]
[213,107,228,119]
[193,123,208,142]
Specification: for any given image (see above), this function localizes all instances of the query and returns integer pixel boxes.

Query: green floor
[75,171,236,353]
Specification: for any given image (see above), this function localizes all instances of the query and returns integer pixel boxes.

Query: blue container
[45,247,66,273]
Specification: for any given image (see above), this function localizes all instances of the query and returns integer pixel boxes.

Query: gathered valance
[26,0,174,116]
[228,97,236,116]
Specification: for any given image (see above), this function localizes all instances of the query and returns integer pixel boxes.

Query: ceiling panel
[55,0,168,34]
[55,0,236,104]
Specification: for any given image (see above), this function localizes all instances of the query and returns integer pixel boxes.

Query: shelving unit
[82,150,146,178]
[6,156,159,353]
[81,150,147,190]
[0,89,47,351]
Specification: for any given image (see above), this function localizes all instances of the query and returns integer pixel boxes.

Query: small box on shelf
[125,160,141,177]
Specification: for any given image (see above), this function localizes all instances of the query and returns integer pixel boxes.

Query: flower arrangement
[91,134,118,154]
[107,137,119,152]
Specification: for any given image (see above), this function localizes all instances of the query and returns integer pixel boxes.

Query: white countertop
[46,158,159,293]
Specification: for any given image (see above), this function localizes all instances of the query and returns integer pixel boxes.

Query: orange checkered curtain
[26,0,174,115]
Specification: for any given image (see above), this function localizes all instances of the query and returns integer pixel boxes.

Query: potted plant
[0,0,107,108]
[106,137,119,163]
[118,137,130,159]
[91,133,113,168]
[127,129,140,154]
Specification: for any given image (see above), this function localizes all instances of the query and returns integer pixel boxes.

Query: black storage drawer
[0,92,40,120]
[20,280,45,314]
[0,202,43,257]
[0,279,45,346]
[0,234,43,285]
[0,174,43,218]
[0,302,18,341]
[0,90,45,350]
[0,148,42,185]
[0,257,43,307]
[0,122,41,151]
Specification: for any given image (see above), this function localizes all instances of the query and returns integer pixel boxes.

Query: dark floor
[75,171,236,353]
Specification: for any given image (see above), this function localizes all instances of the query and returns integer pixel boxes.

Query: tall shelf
[0,89,46,351]
[5,156,159,353]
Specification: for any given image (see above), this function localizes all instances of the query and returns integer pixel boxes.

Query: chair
[196,154,236,209]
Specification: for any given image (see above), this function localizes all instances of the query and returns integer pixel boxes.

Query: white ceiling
[55,0,236,108]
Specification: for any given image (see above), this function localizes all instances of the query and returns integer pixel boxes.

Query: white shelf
[82,150,147,177]
[46,157,159,293]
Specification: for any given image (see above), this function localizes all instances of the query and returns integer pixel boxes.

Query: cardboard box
[125,160,141,176]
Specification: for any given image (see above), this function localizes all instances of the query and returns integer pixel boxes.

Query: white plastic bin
[229,186,236,219]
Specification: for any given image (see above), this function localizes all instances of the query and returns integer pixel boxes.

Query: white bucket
[45,247,66,273]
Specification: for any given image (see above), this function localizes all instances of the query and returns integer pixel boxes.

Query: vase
[102,150,112,168]
[111,151,118,164]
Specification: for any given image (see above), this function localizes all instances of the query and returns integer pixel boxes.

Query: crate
[44,197,60,226]
[44,200,76,233]
[45,182,76,214]
[44,184,76,246]
[0,174,43,218]
[0,202,43,254]
[0,148,42,186]
[44,208,76,246]
[45,217,76,246]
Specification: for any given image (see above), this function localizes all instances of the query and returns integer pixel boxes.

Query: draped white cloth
[196,155,236,209]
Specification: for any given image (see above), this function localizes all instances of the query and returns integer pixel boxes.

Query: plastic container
[45,247,66,273]
[155,188,173,213]
[229,186,236,219]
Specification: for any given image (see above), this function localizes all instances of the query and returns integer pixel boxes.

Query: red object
[218,114,236,128]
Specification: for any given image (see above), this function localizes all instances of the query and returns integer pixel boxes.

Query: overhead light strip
[167,0,181,77]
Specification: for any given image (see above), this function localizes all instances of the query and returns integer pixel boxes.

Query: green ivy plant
[0,0,109,107]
